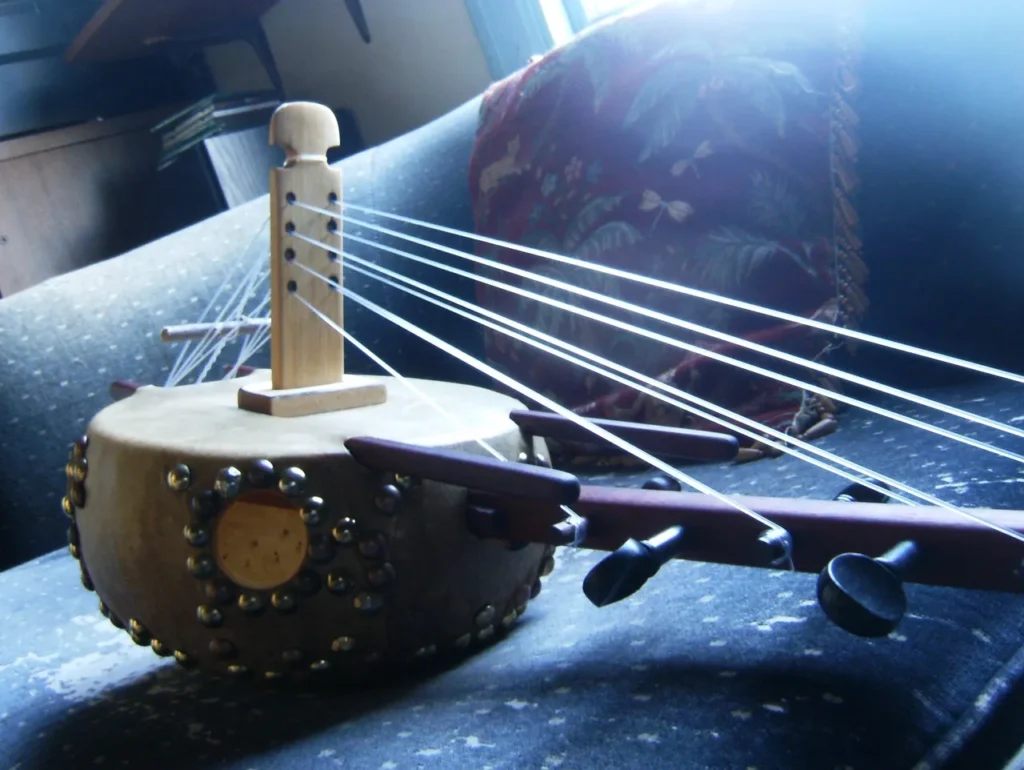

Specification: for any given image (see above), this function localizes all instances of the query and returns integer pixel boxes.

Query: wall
[205,0,493,148]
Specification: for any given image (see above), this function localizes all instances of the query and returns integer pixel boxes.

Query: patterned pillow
[468,0,866,460]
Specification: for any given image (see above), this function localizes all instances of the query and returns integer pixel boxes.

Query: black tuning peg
[582,526,685,607]
[833,479,891,504]
[756,527,794,568]
[817,540,918,638]
[642,475,683,491]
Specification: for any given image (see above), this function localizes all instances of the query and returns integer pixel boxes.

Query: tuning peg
[756,527,794,567]
[817,540,918,638]
[833,479,891,504]
[582,526,685,607]
[642,475,683,491]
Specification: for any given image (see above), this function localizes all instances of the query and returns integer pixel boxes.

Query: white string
[167,219,271,386]
[288,289,588,545]
[286,258,788,540]
[337,250,1024,545]
[333,210,1024,446]
[342,253,904,500]
[340,201,1024,388]
[168,258,268,385]
[293,227,1024,468]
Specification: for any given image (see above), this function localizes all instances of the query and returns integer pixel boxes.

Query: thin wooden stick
[160,318,269,343]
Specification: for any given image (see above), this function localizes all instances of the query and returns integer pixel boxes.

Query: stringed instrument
[62,102,1024,682]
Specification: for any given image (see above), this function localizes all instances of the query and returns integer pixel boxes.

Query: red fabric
[468,0,865,450]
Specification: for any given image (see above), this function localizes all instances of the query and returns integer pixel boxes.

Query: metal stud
[69,483,86,508]
[454,633,472,649]
[310,659,331,672]
[173,650,196,668]
[300,496,325,526]
[151,639,172,657]
[80,568,94,592]
[367,563,395,589]
[282,649,304,666]
[166,463,192,492]
[226,664,249,677]
[247,459,276,488]
[514,584,531,609]
[189,490,221,519]
[358,533,386,560]
[186,554,216,579]
[237,593,264,614]
[535,454,551,468]
[331,636,356,653]
[374,484,401,514]
[517,452,530,463]
[108,613,125,630]
[209,639,236,658]
[128,630,149,647]
[271,591,296,613]
[294,569,322,596]
[501,611,518,630]
[278,467,306,497]
[67,522,80,550]
[204,580,235,605]
[540,554,556,577]
[478,625,495,641]
[214,467,243,499]
[72,435,88,459]
[183,523,209,547]
[393,473,416,490]
[353,593,384,614]
[307,534,335,564]
[414,645,437,658]
[332,518,357,545]
[196,604,224,628]
[474,604,496,628]
[326,570,352,595]
[61,496,75,518]
[68,541,80,560]
[264,670,285,681]
[98,600,110,618]
[128,619,150,645]
[67,457,88,483]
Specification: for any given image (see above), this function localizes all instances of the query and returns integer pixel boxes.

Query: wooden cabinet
[0,108,222,296]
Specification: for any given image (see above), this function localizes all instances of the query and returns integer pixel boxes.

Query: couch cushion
[1,378,1021,769]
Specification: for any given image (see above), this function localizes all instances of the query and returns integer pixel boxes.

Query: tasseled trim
[830,0,868,343]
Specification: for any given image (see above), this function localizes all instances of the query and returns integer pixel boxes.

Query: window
[465,0,646,80]
[563,0,646,28]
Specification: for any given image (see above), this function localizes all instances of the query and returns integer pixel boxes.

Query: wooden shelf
[65,0,280,63]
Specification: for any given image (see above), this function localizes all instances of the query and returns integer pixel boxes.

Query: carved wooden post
[238,101,386,417]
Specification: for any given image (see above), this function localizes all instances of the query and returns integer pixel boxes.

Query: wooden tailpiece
[510,409,739,462]
[345,436,580,504]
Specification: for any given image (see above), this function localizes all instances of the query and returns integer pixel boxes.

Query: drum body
[63,370,554,680]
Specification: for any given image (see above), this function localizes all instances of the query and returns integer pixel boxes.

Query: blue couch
[2,49,1024,770]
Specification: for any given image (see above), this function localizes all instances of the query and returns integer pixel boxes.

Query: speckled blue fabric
[1,382,1023,769]
[0,96,488,571]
